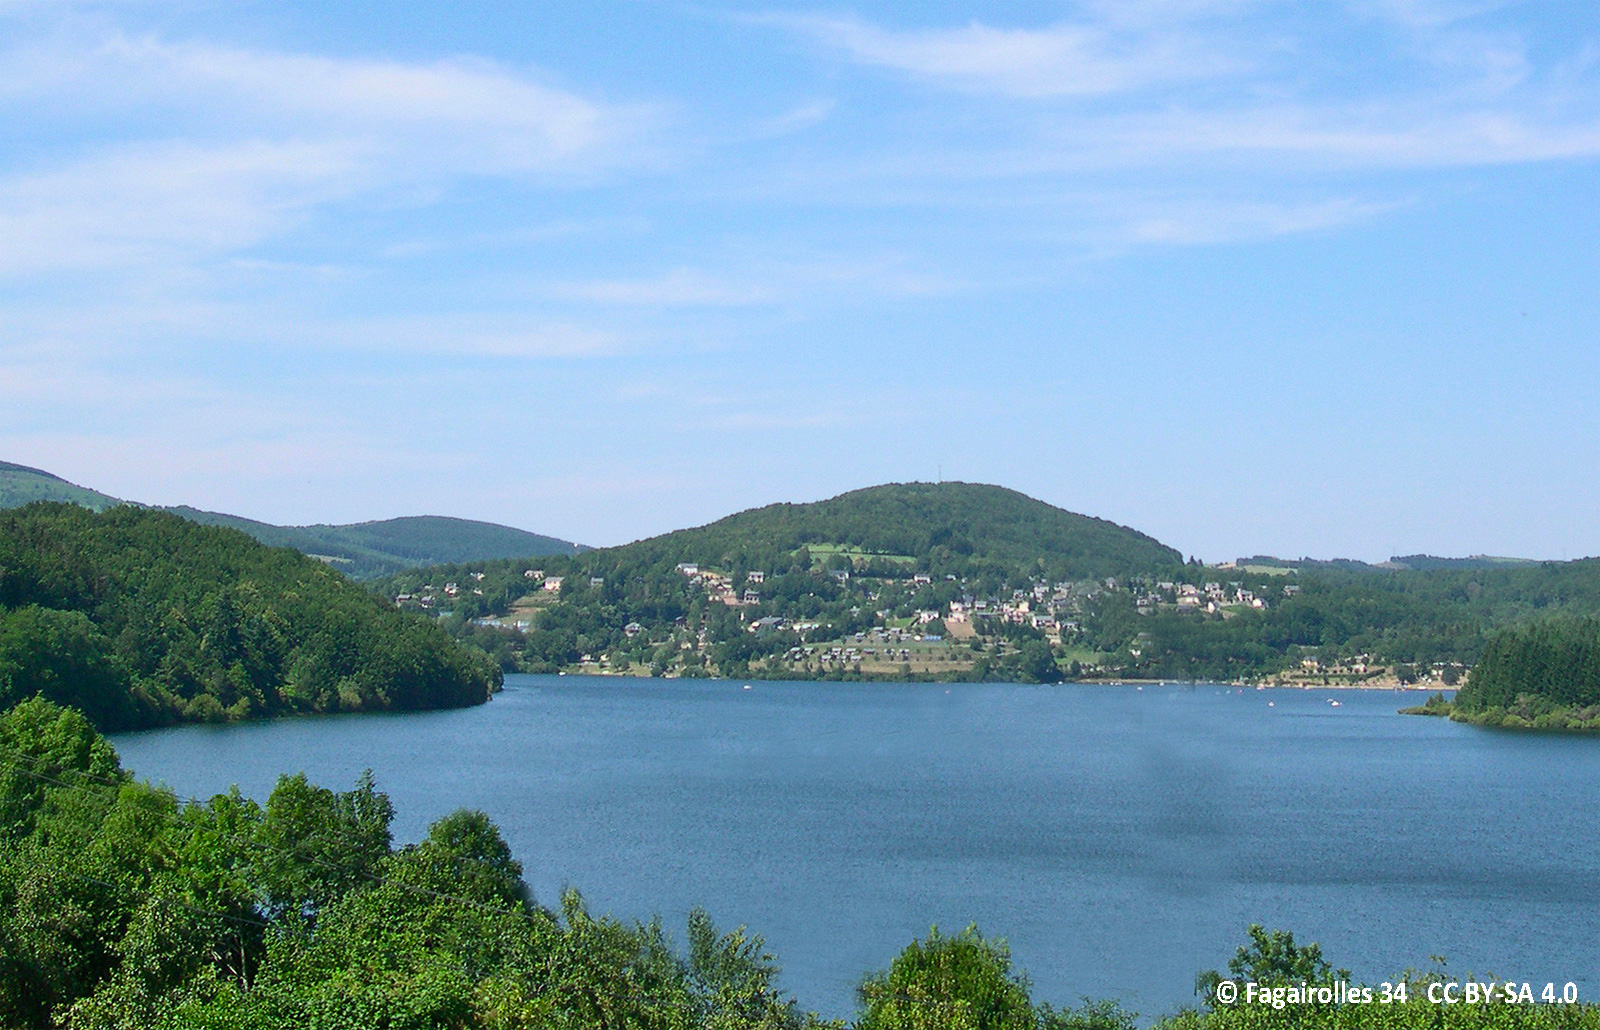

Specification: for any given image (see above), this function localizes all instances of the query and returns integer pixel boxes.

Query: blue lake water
[111,676,1600,1020]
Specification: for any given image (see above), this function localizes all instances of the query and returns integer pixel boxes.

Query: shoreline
[548,668,1452,692]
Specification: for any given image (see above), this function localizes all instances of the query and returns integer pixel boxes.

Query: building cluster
[394,570,491,609]
[1299,653,1376,675]
[1140,580,1268,614]
[782,644,916,665]
[677,562,765,607]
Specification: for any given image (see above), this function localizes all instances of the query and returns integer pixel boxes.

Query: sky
[2,0,1598,562]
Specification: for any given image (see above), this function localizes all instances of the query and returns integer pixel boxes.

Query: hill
[161,507,585,579]
[0,459,583,578]
[0,461,121,511]
[378,486,1600,686]
[374,482,1185,680]
[1388,553,1537,572]
[0,502,500,729]
[613,482,1182,581]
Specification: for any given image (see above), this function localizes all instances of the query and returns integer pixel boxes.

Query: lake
[111,676,1600,1020]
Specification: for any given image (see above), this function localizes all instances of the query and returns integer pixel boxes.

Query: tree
[1015,640,1063,684]
[0,606,137,729]
[1195,925,1348,1009]
[857,926,1035,1030]
[249,771,393,919]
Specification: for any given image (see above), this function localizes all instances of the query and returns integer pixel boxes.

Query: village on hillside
[385,553,1463,687]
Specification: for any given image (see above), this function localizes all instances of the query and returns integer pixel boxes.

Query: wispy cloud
[554,268,776,306]
[0,140,359,273]
[775,13,1244,98]
[314,316,622,359]
[0,34,665,276]
[0,35,656,173]
[1123,195,1400,244]
[549,254,966,308]
[748,4,1600,248]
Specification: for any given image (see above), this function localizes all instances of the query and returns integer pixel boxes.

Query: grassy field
[799,543,917,565]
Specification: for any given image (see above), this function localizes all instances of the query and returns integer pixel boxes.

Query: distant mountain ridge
[0,461,584,579]
[1387,554,1537,572]
[1231,553,1538,574]
[0,460,122,511]
[161,507,586,579]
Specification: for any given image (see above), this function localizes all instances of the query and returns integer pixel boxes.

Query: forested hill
[0,461,121,511]
[0,459,583,579]
[162,507,585,580]
[372,483,1186,680]
[617,482,1182,581]
[375,483,1600,685]
[0,503,500,729]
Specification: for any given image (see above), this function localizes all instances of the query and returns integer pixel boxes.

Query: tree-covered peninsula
[1406,618,1600,730]
[0,503,500,729]
[2,697,1594,1030]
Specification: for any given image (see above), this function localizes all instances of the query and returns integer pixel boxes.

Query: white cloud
[1124,196,1399,243]
[0,294,624,364]
[0,36,653,174]
[554,269,776,306]
[549,254,966,308]
[95,37,636,173]
[0,34,663,275]
[1347,0,1512,31]
[1099,104,1600,168]
[0,140,360,273]
[752,99,834,138]
[318,316,620,359]
[781,14,1242,97]
[765,5,1600,185]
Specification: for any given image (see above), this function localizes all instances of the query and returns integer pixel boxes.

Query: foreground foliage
[0,698,831,1029]
[0,503,500,729]
[4,697,1594,1029]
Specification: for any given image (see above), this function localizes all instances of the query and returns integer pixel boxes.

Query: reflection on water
[112,677,1600,1020]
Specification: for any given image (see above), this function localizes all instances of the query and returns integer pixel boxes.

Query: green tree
[857,926,1035,1030]
[1195,925,1348,1009]
[0,605,137,729]
[249,771,393,919]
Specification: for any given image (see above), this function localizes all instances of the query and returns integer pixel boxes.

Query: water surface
[112,677,1600,1019]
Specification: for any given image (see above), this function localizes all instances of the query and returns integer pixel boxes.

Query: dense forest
[1,697,1593,1029]
[0,503,499,729]
[1417,618,1600,730]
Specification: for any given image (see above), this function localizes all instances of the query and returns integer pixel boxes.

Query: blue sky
[2,0,1598,561]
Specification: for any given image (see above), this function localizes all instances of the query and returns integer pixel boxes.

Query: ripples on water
[112,677,1600,1020]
